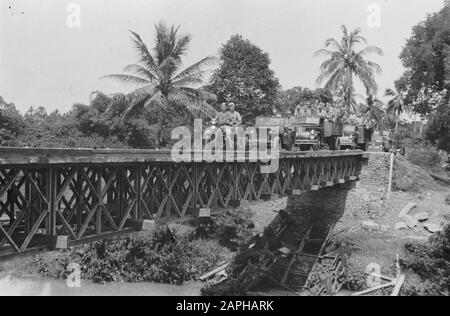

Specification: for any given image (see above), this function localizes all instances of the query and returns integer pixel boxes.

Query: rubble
[413,212,430,222]
[424,222,444,233]
[398,202,416,218]
[394,222,408,230]
[361,220,380,231]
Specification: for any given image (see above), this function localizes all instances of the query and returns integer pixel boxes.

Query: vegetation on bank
[12,208,255,285]
[400,225,450,296]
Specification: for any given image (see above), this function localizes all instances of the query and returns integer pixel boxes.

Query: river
[0,273,203,296]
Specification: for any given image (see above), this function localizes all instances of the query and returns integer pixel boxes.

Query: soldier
[228,102,242,126]
[287,110,296,129]
[216,103,228,126]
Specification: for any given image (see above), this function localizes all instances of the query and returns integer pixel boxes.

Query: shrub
[400,225,450,296]
[407,149,442,169]
[26,225,233,285]
[196,209,255,251]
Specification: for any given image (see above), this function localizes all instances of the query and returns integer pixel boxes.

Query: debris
[424,222,443,233]
[399,202,416,218]
[446,194,450,206]
[413,212,430,222]
[277,247,291,255]
[403,215,419,229]
[362,220,380,231]
[391,274,406,296]
[394,222,408,230]
[199,262,229,282]
[352,282,395,296]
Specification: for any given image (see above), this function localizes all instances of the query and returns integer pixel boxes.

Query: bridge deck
[0,147,365,165]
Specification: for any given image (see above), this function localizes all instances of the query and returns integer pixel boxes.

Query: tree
[426,100,450,152]
[359,94,385,129]
[397,2,450,114]
[102,22,217,120]
[0,96,25,146]
[385,87,408,133]
[315,25,383,112]
[209,35,280,123]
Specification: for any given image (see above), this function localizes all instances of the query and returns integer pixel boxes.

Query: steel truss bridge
[0,148,367,261]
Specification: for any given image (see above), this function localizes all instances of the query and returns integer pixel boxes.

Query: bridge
[0,148,367,261]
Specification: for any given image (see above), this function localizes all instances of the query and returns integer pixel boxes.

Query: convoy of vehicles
[292,116,372,151]
[205,107,374,152]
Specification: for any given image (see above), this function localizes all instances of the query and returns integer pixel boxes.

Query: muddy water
[0,273,203,296]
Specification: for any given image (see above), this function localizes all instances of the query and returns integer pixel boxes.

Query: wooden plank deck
[0,147,365,165]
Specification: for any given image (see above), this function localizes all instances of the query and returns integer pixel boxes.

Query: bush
[28,226,233,284]
[400,225,450,296]
[407,149,442,169]
[196,209,255,251]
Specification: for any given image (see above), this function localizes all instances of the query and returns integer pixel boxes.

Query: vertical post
[166,164,171,218]
[96,168,102,234]
[76,169,83,234]
[48,168,57,236]
[191,162,198,211]
[134,164,141,220]
[387,153,395,199]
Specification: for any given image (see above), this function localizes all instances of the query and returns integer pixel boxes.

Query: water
[0,273,203,296]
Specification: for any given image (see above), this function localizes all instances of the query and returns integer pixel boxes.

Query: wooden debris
[399,202,417,218]
[199,262,229,281]
[390,274,405,296]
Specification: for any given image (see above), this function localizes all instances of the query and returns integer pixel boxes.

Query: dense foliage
[209,35,280,123]
[0,94,185,149]
[400,225,450,296]
[426,101,450,152]
[397,1,450,115]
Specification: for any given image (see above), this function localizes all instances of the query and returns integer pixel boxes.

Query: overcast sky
[0,0,445,113]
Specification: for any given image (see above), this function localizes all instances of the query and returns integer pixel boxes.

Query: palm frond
[173,56,217,81]
[129,30,161,79]
[100,74,150,86]
[313,49,334,58]
[358,45,383,57]
[168,88,216,119]
[123,64,158,82]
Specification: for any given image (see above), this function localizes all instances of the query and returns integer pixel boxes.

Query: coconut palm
[315,25,383,112]
[385,87,407,133]
[101,23,217,119]
[359,94,385,129]
[334,85,363,113]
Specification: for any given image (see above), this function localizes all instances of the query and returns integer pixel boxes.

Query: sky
[0,0,446,114]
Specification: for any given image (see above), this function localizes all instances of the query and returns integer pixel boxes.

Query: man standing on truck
[216,103,229,126]
[228,102,242,126]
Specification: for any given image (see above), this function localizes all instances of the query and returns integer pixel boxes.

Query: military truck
[293,116,344,151]
[335,125,373,151]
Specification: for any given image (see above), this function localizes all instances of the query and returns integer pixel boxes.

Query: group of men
[215,102,242,127]
[294,101,363,125]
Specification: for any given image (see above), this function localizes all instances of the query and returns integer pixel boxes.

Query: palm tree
[385,87,407,133]
[359,94,385,129]
[315,25,383,112]
[101,23,217,119]
[334,85,363,113]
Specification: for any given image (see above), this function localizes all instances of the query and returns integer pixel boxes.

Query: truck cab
[294,116,323,151]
